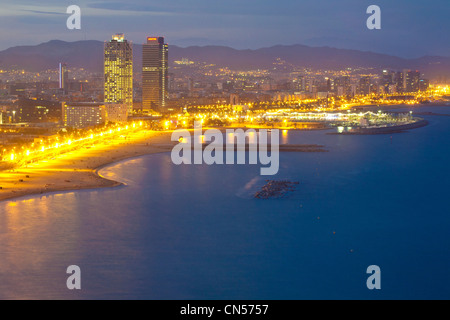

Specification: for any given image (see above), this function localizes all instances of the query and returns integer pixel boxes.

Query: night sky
[0,0,448,58]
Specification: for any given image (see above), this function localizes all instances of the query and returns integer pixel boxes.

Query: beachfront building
[62,102,106,128]
[104,34,133,114]
[62,102,129,128]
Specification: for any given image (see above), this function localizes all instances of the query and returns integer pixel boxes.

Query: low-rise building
[62,102,106,128]
[62,102,129,128]
[104,103,128,123]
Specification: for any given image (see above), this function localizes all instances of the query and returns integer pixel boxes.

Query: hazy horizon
[0,0,448,58]
[1,38,449,60]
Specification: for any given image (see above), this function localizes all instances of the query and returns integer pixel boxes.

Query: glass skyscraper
[142,37,168,113]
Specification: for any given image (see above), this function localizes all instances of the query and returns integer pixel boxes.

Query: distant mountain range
[0,40,449,79]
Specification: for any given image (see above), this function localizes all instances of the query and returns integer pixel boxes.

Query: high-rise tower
[104,33,133,114]
[142,37,168,113]
[406,70,420,92]
[59,63,68,94]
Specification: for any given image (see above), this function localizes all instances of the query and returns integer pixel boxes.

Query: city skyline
[0,0,448,58]
[1,0,450,302]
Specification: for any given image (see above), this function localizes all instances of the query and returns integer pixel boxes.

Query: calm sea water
[1,105,449,300]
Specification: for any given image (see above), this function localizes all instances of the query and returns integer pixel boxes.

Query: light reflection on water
[0,106,449,299]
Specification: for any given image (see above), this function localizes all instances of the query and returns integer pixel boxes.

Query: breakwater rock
[254,180,299,199]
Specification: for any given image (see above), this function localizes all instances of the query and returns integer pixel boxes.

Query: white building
[62,102,106,128]
[62,102,129,128]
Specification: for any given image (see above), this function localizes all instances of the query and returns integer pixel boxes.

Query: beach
[0,112,427,203]
[0,126,332,203]
[0,130,176,203]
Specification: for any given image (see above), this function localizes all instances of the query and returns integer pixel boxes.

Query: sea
[0,105,449,300]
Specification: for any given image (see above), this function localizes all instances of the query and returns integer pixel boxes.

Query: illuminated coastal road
[0,129,175,202]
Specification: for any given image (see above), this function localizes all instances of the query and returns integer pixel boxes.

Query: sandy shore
[0,130,176,203]
[0,127,330,203]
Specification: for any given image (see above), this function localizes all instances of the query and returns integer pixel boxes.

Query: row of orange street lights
[2,121,145,167]
[2,86,448,167]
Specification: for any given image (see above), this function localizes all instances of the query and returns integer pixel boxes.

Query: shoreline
[0,130,176,203]
[0,128,328,203]
[1,103,446,203]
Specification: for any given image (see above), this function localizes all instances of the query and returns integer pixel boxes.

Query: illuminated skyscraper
[142,37,168,113]
[104,34,133,114]
[59,63,68,94]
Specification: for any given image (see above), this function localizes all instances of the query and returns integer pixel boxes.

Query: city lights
[1,121,145,167]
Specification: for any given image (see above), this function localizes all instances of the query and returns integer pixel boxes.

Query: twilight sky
[0,0,448,58]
